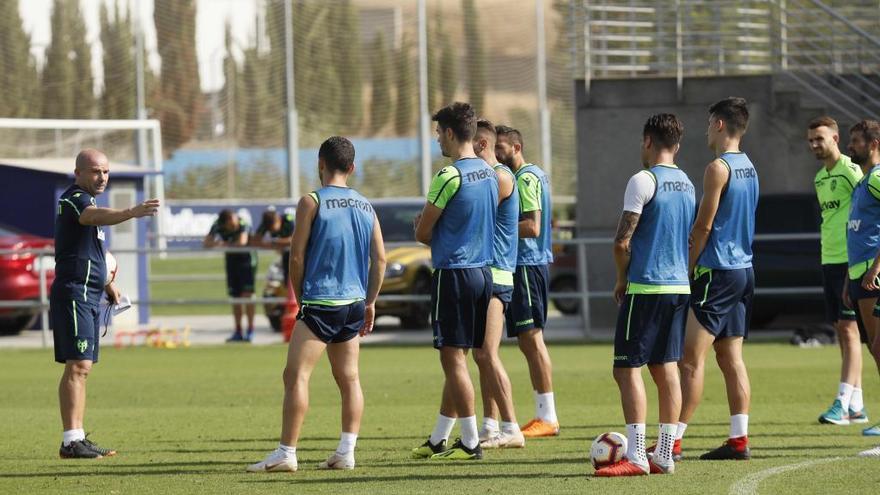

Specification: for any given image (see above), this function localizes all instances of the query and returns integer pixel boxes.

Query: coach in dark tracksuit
[52,149,159,458]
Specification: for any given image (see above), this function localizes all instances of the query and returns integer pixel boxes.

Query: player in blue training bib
[411,102,496,461]
[599,114,695,477]
[468,118,524,448]
[679,97,758,461]
[495,125,559,438]
[248,136,386,473]
[51,149,160,459]
[841,120,880,451]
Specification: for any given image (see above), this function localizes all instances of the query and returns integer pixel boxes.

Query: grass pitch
[1,342,878,494]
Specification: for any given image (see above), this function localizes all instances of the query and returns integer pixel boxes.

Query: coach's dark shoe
[699,438,749,460]
[412,438,447,458]
[60,440,104,459]
[82,435,117,457]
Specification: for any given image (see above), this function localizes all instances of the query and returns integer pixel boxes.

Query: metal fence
[1,232,824,348]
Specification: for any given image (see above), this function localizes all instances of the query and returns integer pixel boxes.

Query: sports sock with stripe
[536,392,558,423]
[837,382,854,411]
[460,416,479,450]
[278,444,296,456]
[851,387,865,411]
[625,423,648,467]
[336,432,357,456]
[430,414,456,445]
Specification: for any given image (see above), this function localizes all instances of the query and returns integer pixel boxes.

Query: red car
[0,223,54,335]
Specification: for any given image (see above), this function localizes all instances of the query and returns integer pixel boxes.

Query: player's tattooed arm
[612,211,640,304]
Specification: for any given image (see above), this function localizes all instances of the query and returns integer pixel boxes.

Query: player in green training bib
[808,116,869,426]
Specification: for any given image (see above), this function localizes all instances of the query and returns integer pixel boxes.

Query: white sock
[430,414,457,445]
[657,423,677,466]
[676,422,688,440]
[278,443,296,456]
[481,417,499,434]
[730,414,749,438]
[837,382,854,411]
[536,392,558,423]
[501,421,521,435]
[62,429,85,447]
[851,387,865,412]
[625,423,648,466]
[336,432,357,456]
[460,416,479,450]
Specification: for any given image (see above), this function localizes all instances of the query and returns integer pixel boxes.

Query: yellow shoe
[520,418,559,438]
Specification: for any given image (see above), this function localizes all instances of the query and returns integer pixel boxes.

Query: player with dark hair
[597,113,695,476]
[253,208,296,285]
[677,97,758,460]
[204,209,257,342]
[472,118,525,449]
[843,120,880,453]
[808,116,868,425]
[495,125,558,438]
[412,102,497,460]
[248,136,386,471]
[52,149,159,458]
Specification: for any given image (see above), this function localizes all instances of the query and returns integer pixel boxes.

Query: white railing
[1,232,824,346]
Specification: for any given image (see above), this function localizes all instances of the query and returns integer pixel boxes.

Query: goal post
[0,118,166,250]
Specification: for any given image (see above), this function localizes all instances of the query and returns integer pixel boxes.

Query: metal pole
[284,0,301,200]
[134,0,148,175]
[584,0,591,102]
[576,241,591,338]
[675,0,683,101]
[39,254,49,348]
[418,0,432,196]
[536,0,551,177]
[780,0,788,71]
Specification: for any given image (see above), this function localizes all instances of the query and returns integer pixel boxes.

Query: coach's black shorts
[431,267,492,349]
[50,295,101,363]
[298,301,364,344]
[847,278,878,344]
[505,264,549,338]
[614,293,688,368]
[690,266,754,339]
[822,264,857,323]
[225,262,256,297]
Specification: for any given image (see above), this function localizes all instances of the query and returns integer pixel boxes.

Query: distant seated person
[253,208,295,285]
[203,209,257,343]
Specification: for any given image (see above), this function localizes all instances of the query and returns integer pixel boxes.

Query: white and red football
[105,251,118,286]
[590,431,627,469]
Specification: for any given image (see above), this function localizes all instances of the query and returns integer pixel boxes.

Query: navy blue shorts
[847,278,878,344]
[431,267,492,349]
[50,294,101,363]
[505,264,549,338]
[822,264,856,323]
[614,293,688,367]
[298,301,364,344]
[690,266,754,339]
[492,283,514,306]
[226,263,255,297]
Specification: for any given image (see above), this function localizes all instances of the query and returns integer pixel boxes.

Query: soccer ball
[105,251,118,286]
[590,432,627,469]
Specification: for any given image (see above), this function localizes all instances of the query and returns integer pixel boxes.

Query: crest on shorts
[76,339,88,353]
[831,179,837,191]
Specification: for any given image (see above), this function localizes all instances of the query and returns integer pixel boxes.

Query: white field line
[729,457,843,495]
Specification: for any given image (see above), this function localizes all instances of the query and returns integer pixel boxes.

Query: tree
[369,33,392,133]
[0,2,39,117]
[70,0,95,118]
[437,16,456,106]
[239,47,274,147]
[220,21,240,140]
[154,0,201,154]
[42,0,76,118]
[462,0,485,112]
[99,1,135,119]
[332,0,364,133]
[394,35,415,135]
